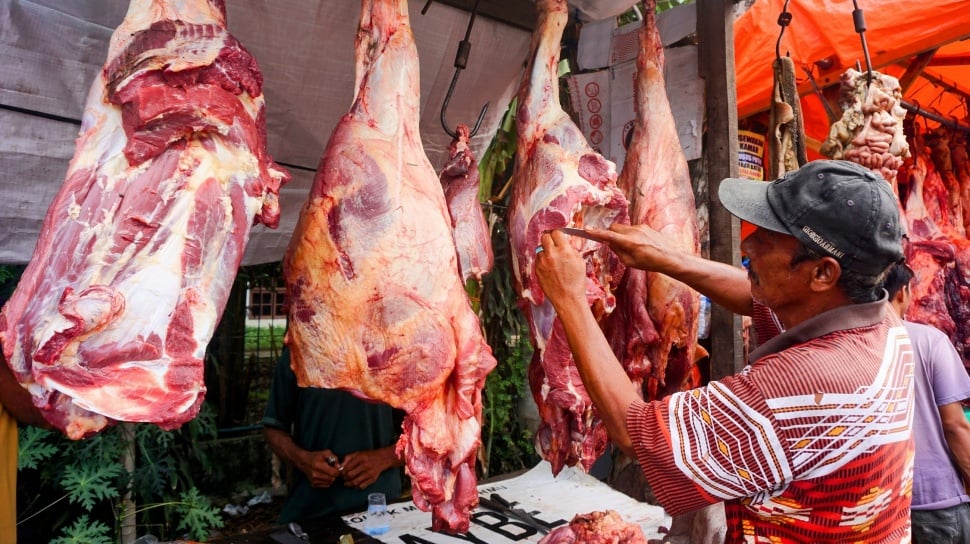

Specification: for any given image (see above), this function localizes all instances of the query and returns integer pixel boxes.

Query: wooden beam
[698,0,745,378]
[740,32,970,118]
[421,0,536,31]
[926,54,970,67]
[918,69,970,103]
[897,49,938,94]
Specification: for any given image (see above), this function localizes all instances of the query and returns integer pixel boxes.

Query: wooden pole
[120,423,137,544]
[698,0,744,378]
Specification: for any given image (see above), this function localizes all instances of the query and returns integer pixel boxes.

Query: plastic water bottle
[698,295,711,340]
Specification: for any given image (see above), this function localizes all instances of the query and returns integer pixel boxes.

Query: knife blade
[481,493,550,534]
[557,227,603,242]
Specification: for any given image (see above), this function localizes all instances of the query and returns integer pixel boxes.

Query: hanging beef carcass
[282,0,495,533]
[926,126,966,237]
[820,68,911,186]
[509,0,629,475]
[0,0,288,439]
[898,130,958,342]
[440,124,494,282]
[604,0,701,400]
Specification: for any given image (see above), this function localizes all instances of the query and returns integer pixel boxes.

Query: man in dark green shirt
[262,348,404,523]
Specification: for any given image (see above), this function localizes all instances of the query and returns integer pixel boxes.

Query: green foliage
[656,0,694,13]
[479,222,540,476]
[0,264,25,301]
[48,515,112,544]
[19,404,223,541]
[61,462,123,510]
[174,488,224,540]
[478,97,518,202]
[477,100,541,477]
[244,325,286,352]
[18,426,60,470]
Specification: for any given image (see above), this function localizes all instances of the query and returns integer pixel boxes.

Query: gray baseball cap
[718,160,904,276]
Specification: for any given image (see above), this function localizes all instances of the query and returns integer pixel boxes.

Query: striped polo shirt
[628,297,915,543]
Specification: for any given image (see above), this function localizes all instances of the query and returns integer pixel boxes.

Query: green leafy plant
[48,515,112,544]
[18,404,224,541]
[244,325,287,352]
[477,99,541,477]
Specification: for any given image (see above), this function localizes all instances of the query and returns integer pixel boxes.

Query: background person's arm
[263,426,341,488]
[341,445,403,489]
[939,402,970,484]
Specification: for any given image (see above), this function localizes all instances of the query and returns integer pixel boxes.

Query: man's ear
[893,285,909,305]
[809,257,841,292]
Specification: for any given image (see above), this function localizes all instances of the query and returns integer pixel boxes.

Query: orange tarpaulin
[734,0,970,139]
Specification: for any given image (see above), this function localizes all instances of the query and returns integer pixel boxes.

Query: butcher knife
[557,227,604,242]
[479,494,551,534]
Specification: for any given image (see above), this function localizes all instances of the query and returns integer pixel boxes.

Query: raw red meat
[605,0,701,400]
[440,124,494,282]
[283,0,495,533]
[509,0,629,475]
[0,0,288,439]
[927,127,965,237]
[538,510,649,544]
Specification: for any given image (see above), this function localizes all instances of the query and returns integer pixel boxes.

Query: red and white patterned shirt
[628,298,914,543]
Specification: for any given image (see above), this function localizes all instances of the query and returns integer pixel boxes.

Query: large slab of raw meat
[509,0,630,475]
[283,0,496,533]
[440,124,494,283]
[605,0,701,400]
[0,0,288,439]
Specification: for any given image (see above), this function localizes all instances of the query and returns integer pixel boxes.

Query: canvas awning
[734,0,970,144]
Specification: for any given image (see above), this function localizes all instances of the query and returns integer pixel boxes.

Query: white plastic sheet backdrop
[0,0,534,266]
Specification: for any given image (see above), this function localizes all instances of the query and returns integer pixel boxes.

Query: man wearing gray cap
[535,160,914,542]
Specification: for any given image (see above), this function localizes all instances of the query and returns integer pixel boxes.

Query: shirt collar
[748,292,890,364]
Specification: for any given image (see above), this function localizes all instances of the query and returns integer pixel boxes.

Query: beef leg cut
[509,0,630,475]
[282,0,495,533]
[605,0,701,400]
[441,124,494,283]
[0,0,288,439]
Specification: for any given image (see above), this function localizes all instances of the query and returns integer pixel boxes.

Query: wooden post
[698,0,744,378]
[120,423,137,544]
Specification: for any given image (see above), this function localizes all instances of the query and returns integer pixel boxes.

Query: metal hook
[438,0,489,139]
[851,0,873,85]
[774,0,792,61]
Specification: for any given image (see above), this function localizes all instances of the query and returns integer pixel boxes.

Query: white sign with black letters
[342,461,670,543]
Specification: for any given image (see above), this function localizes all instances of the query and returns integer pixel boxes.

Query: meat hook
[434,0,490,139]
[851,0,873,85]
[774,0,792,61]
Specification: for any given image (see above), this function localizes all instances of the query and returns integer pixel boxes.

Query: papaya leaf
[60,461,123,510]
[175,487,224,540]
[18,426,59,470]
[49,514,112,544]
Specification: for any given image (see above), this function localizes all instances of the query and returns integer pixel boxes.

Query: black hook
[851,0,873,85]
[438,0,489,139]
[774,0,792,61]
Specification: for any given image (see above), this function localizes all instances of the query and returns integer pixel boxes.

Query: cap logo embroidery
[801,225,845,258]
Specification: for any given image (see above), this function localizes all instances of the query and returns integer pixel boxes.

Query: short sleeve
[261,347,298,431]
[919,325,970,406]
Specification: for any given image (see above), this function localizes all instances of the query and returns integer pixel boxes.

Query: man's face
[740,227,817,319]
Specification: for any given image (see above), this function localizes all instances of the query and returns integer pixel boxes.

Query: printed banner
[738,130,766,181]
[342,461,670,543]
